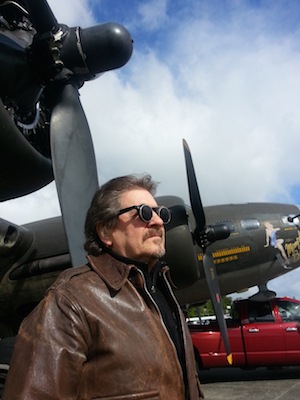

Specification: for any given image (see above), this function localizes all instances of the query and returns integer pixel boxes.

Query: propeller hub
[194,223,230,248]
[206,223,231,243]
[59,23,133,80]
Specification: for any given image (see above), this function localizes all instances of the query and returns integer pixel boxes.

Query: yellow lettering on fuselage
[197,245,250,264]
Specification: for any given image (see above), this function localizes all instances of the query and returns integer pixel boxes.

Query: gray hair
[84,174,158,255]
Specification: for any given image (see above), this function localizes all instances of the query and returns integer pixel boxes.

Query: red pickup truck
[189,297,300,369]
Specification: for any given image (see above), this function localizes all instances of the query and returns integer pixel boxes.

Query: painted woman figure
[264,222,290,265]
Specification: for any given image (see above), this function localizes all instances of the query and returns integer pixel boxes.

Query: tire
[0,337,16,399]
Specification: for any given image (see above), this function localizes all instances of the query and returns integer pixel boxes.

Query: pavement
[198,366,300,400]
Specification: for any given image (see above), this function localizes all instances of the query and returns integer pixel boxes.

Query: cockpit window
[241,219,260,231]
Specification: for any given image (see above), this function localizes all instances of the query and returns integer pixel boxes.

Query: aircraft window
[275,300,300,322]
[240,219,260,231]
[247,301,274,322]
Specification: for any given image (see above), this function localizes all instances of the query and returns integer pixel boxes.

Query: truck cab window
[248,301,274,322]
[275,300,300,322]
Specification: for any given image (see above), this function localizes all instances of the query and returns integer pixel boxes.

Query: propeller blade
[156,195,200,288]
[182,139,206,232]
[24,0,58,33]
[182,138,232,365]
[50,83,98,267]
[203,253,233,365]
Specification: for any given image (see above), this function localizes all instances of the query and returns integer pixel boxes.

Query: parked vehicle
[189,297,300,369]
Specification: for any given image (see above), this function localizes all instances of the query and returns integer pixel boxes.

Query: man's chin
[147,249,166,270]
[152,247,166,260]
[142,247,166,264]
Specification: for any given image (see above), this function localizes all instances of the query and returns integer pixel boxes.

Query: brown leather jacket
[4,253,203,399]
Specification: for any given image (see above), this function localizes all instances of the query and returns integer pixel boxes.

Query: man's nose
[150,210,164,226]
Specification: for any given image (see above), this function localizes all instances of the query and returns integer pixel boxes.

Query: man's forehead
[119,188,156,206]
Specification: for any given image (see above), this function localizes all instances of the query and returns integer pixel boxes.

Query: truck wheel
[0,337,16,399]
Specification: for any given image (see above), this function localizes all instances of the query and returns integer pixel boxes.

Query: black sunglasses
[117,204,171,225]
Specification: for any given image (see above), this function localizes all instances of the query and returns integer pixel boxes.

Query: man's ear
[96,223,112,247]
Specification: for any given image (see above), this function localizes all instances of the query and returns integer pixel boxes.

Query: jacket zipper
[135,267,184,382]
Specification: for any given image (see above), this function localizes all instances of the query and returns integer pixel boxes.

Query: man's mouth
[144,229,163,240]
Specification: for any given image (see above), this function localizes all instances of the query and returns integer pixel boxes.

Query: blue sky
[1,0,300,299]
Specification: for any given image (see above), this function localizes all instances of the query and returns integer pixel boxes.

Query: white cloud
[1,0,300,299]
[21,0,300,208]
[230,268,300,301]
[48,0,95,27]
[137,0,168,31]
[0,183,60,225]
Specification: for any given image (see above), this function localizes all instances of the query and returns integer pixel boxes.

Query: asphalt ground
[198,366,300,400]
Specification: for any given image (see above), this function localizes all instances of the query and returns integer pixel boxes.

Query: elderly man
[3,174,204,399]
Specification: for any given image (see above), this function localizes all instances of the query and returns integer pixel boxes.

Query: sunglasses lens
[159,207,171,224]
[140,205,153,222]
[138,205,171,224]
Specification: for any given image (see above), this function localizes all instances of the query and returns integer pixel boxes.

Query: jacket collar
[87,250,171,292]
[87,253,134,291]
[87,252,162,290]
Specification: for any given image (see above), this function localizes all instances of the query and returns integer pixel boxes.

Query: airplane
[1,190,300,361]
[1,0,300,373]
